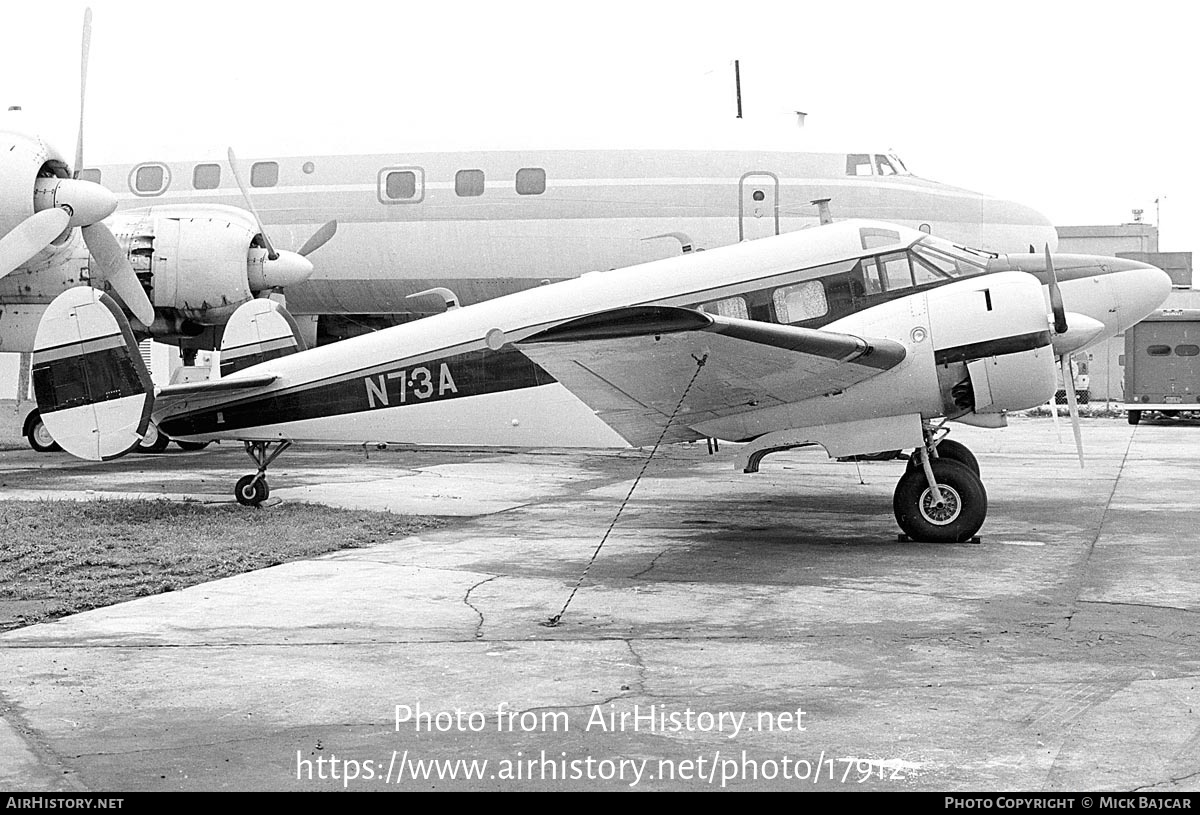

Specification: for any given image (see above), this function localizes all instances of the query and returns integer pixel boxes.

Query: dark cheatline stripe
[934,330,1051,366]
[221,345,296,377]
[161,346,556,437]
[33,347,149,413]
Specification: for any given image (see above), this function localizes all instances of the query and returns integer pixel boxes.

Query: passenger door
[739,172,779,242]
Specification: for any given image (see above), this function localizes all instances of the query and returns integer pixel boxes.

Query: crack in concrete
[463,575,500,640]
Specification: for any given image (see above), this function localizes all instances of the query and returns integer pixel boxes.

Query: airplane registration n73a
[31,219,1169,542]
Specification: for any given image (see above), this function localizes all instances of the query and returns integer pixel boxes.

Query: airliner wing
[516,306,907,446]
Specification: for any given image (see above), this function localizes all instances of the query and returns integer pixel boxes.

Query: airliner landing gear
[894,430,986,543]
[235,440,292,506]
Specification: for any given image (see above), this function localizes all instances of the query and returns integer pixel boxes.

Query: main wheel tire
[25,413,61,453]
[175,440,211,451]
[1127,410,1142,426]
[893,458,987,543]
[234,474,269,507]
[136,423,171,454]
[906,438,980,476]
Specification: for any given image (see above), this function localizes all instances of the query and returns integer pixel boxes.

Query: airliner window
[701,296,749,320]
[773,281,828,323]
[456,169,485,197]
[193,163,221,190]
[875,155,898,175]
[516,168,546,195]
[251,161,278,188]
[846,154,873,176]
[879,252,914,290]
[889,153,910,174]
[1147,345,1171,356]
[1176,344,1199,357]
[386,171,417,199]
[133,164,166,194]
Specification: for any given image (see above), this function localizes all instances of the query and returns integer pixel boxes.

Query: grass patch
[0,499,444,629]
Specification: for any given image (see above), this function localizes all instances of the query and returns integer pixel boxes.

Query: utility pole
[734,59,743,119]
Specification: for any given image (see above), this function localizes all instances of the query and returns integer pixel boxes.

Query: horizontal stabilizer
[220,298,307,377]
[518,306,907,447]
[158,372,279,397]
[32,288,154,461]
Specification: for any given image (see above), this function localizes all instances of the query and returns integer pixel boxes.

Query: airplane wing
[516,306,907,446]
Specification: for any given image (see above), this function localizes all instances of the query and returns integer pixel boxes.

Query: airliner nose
[1110,261,1172,332]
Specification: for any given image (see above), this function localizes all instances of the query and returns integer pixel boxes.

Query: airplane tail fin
[32,288,154,461]
[219,298,307,377]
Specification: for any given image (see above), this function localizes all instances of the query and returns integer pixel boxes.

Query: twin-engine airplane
[31,219,1170,543]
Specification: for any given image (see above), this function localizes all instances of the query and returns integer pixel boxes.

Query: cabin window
[377,166,424,203]
[701,296,749,320]
[131,164,169,196]
[193,163,221,190]
[386,171,417,199]
[516,168,546,195]
[456,169,485,197]
[773,281,828,323]
[875,155,898,175]
[846,154,873,176]
[251,161,279,187]
[878,252,914,290]
[1147,345,1172,356]
[79,168,101,184]
[1176,344,1200,357]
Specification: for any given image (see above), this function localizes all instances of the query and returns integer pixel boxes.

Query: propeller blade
[1045,244,1068,335]
[74,7,93,177]
[297,220,338,256]
[0,209,71,279]
[81,223,155,326]
[226,147,278,260]
[1060,354,1085,469]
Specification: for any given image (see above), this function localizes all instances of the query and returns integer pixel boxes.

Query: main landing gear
[893,428,987,543]
[235,440,292,506]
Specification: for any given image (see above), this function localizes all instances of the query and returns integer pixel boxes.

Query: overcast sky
[4,1,1197,251]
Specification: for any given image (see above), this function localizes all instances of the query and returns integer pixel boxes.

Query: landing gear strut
[893,427,986,543]
[235,440,292,506]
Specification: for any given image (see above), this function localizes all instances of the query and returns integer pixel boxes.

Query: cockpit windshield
[911,235,993,278]
[845,152,913,177]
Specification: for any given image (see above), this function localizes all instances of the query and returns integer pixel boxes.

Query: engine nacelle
[107,204,260,325]
[927,271,1057,416]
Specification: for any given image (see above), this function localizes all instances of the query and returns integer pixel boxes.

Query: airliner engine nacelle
[0,116,117,268]
[105,204,313,333]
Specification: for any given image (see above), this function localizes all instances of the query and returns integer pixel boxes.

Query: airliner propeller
[226,147,336,291]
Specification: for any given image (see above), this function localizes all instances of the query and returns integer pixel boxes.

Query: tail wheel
[26,412,62,453]
[906,438,980,476]
[893,458,987,543]
[235,474,269,507]
[136,422,171,454]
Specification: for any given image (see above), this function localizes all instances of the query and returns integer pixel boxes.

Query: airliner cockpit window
[911,236,992,278]
[846,154,873,176]
[888,153,910,174]
[875,155,898,176]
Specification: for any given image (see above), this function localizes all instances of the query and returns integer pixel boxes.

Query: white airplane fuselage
[91,148,1059,320]
[153,221,1166,454]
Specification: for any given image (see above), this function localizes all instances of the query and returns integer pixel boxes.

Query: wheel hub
[919,485,962,525]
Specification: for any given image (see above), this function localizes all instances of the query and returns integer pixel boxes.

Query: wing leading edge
[517,306,907,446]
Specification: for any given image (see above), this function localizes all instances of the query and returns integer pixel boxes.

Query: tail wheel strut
[235,440,292,506]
